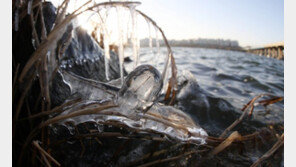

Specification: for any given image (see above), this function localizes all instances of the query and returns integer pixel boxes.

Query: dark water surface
[125,47,284,123]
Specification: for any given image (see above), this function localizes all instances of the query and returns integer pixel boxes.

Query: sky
[50,0,284,47]
[136,0,284,47]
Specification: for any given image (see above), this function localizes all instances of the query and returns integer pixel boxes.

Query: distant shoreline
[139,38,245,52]
[140,45,246,52]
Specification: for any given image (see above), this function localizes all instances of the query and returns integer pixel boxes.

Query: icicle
[123,8,131,47]
[117,6,125,85]
[130,6,139,69]
[147,21,157,67]
[27,0,32,15]
[162,55,171,94]
[103,33,110,81]
[31,39,36,50]
[154,26,160,68]
[136,24,141,65]
[148,22,153,50]
[98,11,110,81]
[125,8,131,45]
[14,9,19,31]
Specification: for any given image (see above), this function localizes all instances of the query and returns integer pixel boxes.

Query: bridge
[245,42,284,60]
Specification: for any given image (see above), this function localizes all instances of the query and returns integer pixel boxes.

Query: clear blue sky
[137,0,284,47]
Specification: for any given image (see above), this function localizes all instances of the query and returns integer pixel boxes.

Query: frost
[117,6,125,85]
[27,0,33,15]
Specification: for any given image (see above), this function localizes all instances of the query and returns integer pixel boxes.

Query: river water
[50,46,284,166]
[125,47,284,123]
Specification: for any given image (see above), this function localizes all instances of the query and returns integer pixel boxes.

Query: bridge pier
[247,42,284,60]
[272,48,276,58]
[278,47,283,60]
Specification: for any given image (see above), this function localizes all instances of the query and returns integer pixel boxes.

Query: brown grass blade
[40,152,52,167]
[250,133,284,167]
[220,94,282,138]
[39,102,118,128]
[258,96,283,107]
[38,2,47,41]
[138,150,197,167]
[210,131,242,155]
[136,10,178,105]
[19,97,82,121]
[32,141,61,166]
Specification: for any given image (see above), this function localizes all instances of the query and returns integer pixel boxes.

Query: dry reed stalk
[12,63,20,99]
[40,152,52,167]
[47,131,166,150]
[138,150,199,167]
[29,6,40,46]
[70,124,85,158]
[14,0,40,29]
[20,97,82,121]
[14,1,42,129]
[136,10,178,105]
[32,141,61,166]
[34,5,40,21]
[207,131,260,144]
[126,143,184,166]
[13,71,35,137]
[56,26,72,61]
[106,140,131,165]
[250,133,284,167]
[43,56,52,111]
[48,28,73,84]
[38,2,47,40]
[258,97,283,106]
[210,131,242,155]
[13,64,20,91]
[140,114,191,135]
[63,132,163,141]
[39,101,118,128]
[25,99,33,130]
[247,96,283,116]
[146,110,195,126]
[18,127,40,166]
[55,0,70,25]
[220,94,283,138]
[37,1,52,111]
[61,70,118,95]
